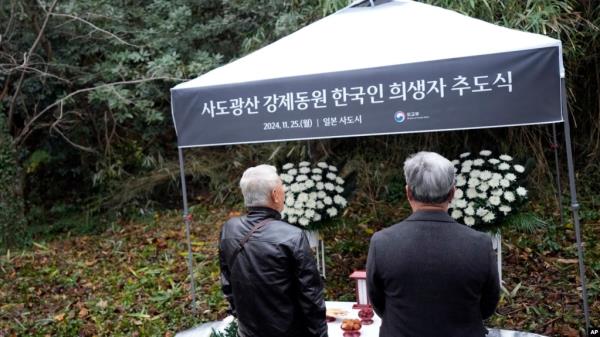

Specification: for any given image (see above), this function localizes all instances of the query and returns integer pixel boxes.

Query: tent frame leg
[179,148,197,314]
[560,78,590,330]
[551,124,565,226]
[496,232,502,283]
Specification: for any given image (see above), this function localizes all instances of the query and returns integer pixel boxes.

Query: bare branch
[0,52,18,67]
[50,125,97,153]
[50,13,140,48]
[3,64,70,82]
[46,101,96,153]
[14,76,182,147]
[2,0,17,41]
[35,0,48,15]
[7,0,59,131]
[0,74,11,101]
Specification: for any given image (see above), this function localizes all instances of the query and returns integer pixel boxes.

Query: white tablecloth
[176,301,547,337]
[325,301,548,337]
[325,301,381,337]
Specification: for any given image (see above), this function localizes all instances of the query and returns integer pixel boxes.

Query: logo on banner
[394,111,406,123]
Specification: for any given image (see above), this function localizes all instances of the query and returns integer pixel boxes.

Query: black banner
[171,47,562,148]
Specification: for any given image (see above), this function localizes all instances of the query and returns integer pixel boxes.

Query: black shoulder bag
[228,218,274,267]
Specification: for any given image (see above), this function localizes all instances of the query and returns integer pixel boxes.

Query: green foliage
[210,320,238,337]
[0,0,331,238]
[25,149,51,174]
[503,211,546,233]
[384,174,406,203]
[319,0,351,16]
[1,0,599,244]
[581,204,600,222]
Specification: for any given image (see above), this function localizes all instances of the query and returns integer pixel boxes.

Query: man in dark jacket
[219,164,328,337]
[366,151,500,337]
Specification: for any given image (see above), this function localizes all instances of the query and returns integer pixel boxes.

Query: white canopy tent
[171,0,565,147]
[171,0,589,329]
[175,0,563,90]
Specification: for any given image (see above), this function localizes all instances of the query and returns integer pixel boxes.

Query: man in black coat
[366,151,500,337]
[219,164,328,337]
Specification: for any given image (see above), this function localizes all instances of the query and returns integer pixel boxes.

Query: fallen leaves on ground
[0,206,230,337]
[0,203,598,337]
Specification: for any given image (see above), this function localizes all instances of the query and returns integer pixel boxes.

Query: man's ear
[446,186,456,202]
[405,185,413,201]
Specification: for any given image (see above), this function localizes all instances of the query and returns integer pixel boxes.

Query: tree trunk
[0,113,27,249]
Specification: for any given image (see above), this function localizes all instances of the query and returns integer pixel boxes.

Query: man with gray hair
[219,164,328,337]
[366,152,499,337]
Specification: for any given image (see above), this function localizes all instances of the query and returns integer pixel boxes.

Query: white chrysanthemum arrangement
[449,150,528,230]
[280,161,348,229]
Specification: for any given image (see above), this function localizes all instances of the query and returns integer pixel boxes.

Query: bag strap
[228,218,274,267]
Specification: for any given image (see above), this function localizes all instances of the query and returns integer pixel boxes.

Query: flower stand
[490,231,502,283]
[306,230,326,278]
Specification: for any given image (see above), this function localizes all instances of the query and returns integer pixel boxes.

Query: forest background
[0,0,599,336]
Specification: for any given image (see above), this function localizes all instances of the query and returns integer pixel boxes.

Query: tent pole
[496,232,502,283]
[561,81,590,331]
[179,148,197,314]
[551,124,565,226]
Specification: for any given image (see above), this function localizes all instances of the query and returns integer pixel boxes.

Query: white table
[326,301,381,337]
[176,301,548,337]
[325,301,548,337]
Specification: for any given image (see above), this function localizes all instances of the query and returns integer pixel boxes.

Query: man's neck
[248,205,282,214]
[410,202,449,213]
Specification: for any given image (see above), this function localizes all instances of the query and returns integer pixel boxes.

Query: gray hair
[239,164,281,207]
[403,151,455,204]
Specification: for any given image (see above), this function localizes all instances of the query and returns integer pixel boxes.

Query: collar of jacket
[246,206,282,221]
[404,210,455,223]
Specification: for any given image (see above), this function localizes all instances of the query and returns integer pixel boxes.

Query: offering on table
[341,319,362,336]
[326,308,349,320]
[358,307,374,325]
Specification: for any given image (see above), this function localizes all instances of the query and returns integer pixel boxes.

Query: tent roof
[174,0,562,90]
